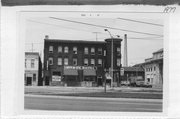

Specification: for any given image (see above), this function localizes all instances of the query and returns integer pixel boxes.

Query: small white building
[144,49,163,88]
[25,52,42,86]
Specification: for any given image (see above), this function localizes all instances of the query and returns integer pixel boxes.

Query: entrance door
[27,77,32,86]
[45,76,49,86]
[97,77,103,86]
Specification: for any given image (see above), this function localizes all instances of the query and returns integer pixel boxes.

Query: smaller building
[143,48,163,88]
[120,67,144,82]
[24,52,42,86]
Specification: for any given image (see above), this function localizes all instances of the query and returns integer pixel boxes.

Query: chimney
[45,35,49,39]
[123,34,128,67]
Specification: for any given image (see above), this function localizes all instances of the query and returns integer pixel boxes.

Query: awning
[63,69,78,76]
[83,69,96,76]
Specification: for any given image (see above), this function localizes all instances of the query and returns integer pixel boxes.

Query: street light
[104,29,114,87]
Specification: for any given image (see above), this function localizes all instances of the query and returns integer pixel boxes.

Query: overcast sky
[25,16,163,66]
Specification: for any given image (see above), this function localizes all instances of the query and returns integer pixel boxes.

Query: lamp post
[104,29,114,87]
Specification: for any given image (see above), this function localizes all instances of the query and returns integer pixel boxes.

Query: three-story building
[43,35,122,87]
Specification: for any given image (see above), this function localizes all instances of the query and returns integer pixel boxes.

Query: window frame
[64,46,69,53]
[48,57,53,65]
[98,48,102,55]
[64,58,69,65]
[49,46,53,53]
[58,46,62,53]
[84,47,89,55]
[84,58,88,66]
[98,59,102,66]
[91,47,95,55]
[57,58,62,66]
[73,47,77,54]
[117,58,121,66]
[91,59,95,66]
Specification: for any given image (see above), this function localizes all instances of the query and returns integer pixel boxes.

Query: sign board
[120,68,124,76]
[64,66,97,70]
[52,75,61,81]
[105,72,112,79]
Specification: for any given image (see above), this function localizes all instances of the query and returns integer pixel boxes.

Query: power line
[117,17,163,27]
[50,17,163,37]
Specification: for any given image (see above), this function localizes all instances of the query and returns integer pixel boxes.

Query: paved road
[25,95,162,112]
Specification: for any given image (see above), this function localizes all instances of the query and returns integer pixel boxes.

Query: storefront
[63,68,79,86]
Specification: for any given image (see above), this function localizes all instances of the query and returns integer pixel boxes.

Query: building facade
[143,49,163,88]
[25,52,42,86]
[43,36,122,87]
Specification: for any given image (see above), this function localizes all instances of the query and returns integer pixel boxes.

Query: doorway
[26,77,32,86]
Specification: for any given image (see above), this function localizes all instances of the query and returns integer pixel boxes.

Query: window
[98,59,102,66]
[49,46,53,53]
[84,58,88,66]
[117,58,121,66]
[91,59,95,66]
[98,48,102,55]
[31,59,35,68]
[73,58,77,65]
[91,47,95,55]
[48,57,53,65]
[58,58,62,65]
[117,47,121,56]
[64,58,68,65]
[64,46,69,53]
[104,50,106,56]
[84,47,88,54]
[33,74,36,81]
[58,46,62,53]
[154,66,156,71]
[73,47,77,54]
[25,59,27,68]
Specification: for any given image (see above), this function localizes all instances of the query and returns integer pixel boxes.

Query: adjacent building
[25,52,42,86]
[143,48,163,88]
[43,35,122,87]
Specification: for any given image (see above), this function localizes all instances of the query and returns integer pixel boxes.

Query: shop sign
[52,75,61,81]
[64,66,97,70]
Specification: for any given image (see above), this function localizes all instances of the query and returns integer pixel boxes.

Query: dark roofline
[44,39,106,44]
[153,48,163,54]
[122,67,144,72]
[25,52,39,56]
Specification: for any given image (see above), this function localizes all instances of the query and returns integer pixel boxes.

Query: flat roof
[45,39,106,44]
[122,67,144,72]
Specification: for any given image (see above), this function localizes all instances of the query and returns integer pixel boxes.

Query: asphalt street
[25,95,162,112]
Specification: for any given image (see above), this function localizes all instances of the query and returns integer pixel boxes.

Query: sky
[25,16,163,66]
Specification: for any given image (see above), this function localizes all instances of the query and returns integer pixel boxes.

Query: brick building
[25,52,42,86]
[43,36,122,87]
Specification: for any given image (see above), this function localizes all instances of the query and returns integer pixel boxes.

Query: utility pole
[92,32,100,41]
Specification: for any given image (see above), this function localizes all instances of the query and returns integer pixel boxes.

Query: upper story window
[98,48,102,55]
[91,59,95,66]
[104,50,106,56]
[73,47,77,54]
[154,66,156,71]
[91,47,95,55]
[98,59,102,66]
[64,46,69,53]
[58,46,62,53]
[117,47,121,56]
[58,58,62,65]
[84,58,88,66]
[25,59,27,68]
[64,58,68,65]
[73,58,77,66]
[84,47,88,54]
[48,57,53,65]
[49,46,53,53]
[31,59,35,68]
[117,58,121,66]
